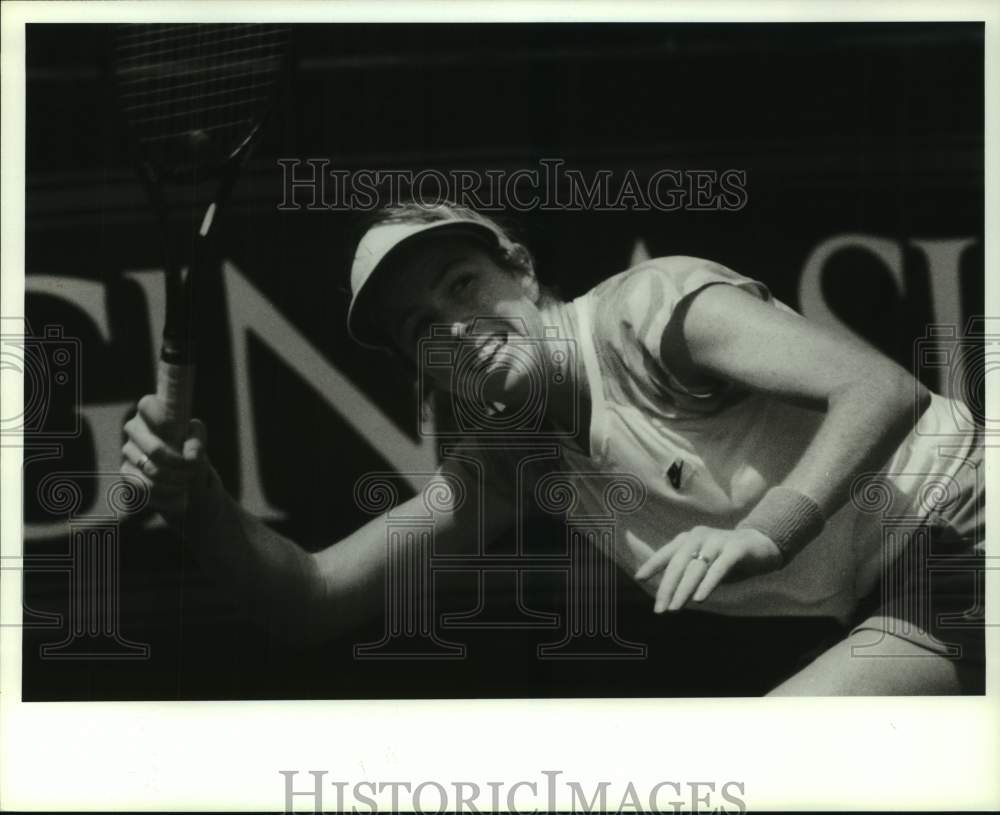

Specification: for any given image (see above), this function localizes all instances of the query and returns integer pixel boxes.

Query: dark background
[21,22,984,699]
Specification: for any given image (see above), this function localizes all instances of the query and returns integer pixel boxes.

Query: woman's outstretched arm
[122,395,513,644]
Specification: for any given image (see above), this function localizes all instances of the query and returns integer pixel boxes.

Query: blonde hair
[360,200,536,278]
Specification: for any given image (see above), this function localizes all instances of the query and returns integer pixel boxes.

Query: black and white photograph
[1,1,997,811]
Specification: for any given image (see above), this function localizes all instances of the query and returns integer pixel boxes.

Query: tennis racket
[109,23,291,446]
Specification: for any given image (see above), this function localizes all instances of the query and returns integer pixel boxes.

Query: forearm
[174,463,328,638]
[781,372,931,516]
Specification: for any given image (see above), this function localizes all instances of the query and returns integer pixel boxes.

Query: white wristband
[736,486,826,565]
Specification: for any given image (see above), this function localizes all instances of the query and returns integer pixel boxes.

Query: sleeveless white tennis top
[521,257,978,623]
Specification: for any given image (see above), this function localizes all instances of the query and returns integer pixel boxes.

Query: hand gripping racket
[109,23,291,446]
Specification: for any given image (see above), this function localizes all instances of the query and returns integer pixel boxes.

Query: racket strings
[114,24,274,53]
[114,23,230,44]
[118,51,281,85]
[112,23,289,175]
[115,42,288,82]
[130,95,272,127]
[121,79,277,110]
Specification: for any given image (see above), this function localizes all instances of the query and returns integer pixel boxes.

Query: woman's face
[374,235,548,404]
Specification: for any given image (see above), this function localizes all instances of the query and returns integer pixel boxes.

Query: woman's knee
[767,632,979,696]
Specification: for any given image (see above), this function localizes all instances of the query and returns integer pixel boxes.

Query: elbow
[831,367,931,428]
[299,552,369,642]
[889,369,931,421]
[912,376,932,417]
[872,369,931,435]
[300,553,340,633]
[266,553,344,648]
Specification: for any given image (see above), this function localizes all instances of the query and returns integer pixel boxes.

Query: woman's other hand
[633,526,783,612]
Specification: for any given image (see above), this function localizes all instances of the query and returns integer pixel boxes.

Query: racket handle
[156,357,195,449]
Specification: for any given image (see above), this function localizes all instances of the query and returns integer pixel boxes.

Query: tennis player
[121,202,985,695]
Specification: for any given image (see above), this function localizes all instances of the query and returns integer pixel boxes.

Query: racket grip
[156,357,195,449]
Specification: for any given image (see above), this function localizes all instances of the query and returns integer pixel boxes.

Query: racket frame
[106,24,291,437]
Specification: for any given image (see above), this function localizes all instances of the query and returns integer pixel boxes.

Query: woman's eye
[450,273,474,297]
[406,318,430,349]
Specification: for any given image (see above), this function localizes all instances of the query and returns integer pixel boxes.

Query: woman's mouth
[473,330,508,368]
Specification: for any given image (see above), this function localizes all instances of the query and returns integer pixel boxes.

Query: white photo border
[2,1,998,811]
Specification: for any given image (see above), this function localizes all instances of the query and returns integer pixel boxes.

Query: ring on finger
[691,550,713,566]
[138,454,152,474]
